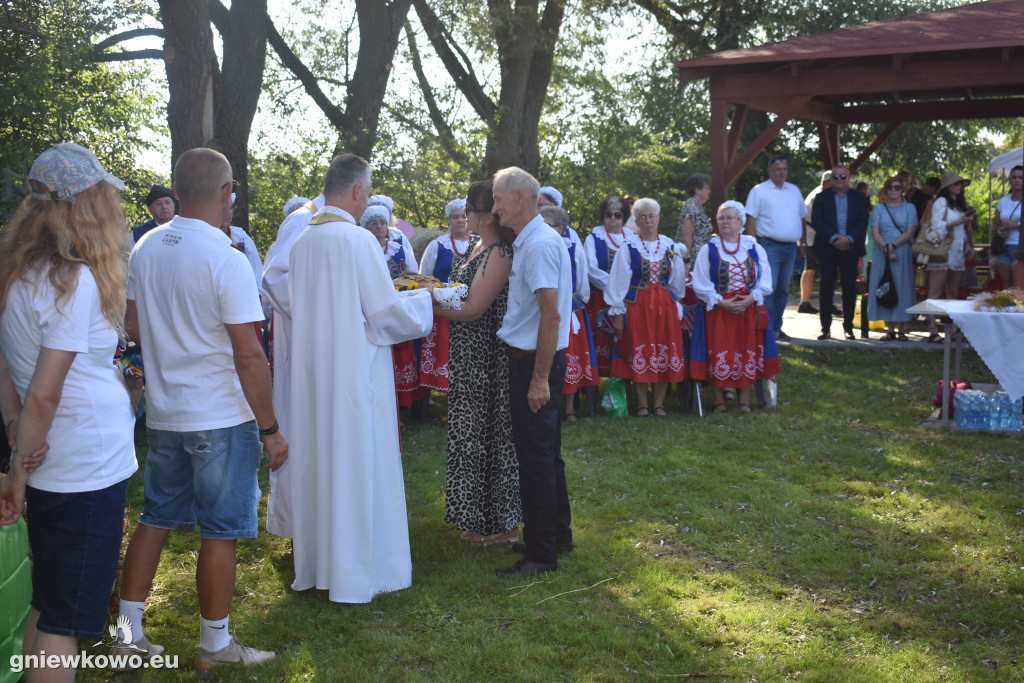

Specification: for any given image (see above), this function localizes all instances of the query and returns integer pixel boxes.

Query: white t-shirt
[745,179,808,243]
[996,193,1022,247]
[128,215,265,431]
[0,265,137,493]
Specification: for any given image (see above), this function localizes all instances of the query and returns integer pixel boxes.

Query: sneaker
[195,635,275,671]
[109,634,165,671]
[776,330,791,342]
[797,302,818,314]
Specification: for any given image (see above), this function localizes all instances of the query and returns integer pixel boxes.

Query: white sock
[117,600,145,643]
[200,615,230,652]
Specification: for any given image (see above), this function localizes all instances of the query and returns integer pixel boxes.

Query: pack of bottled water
[953,388,1023,432]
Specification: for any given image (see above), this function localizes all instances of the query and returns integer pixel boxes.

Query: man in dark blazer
[811,164,870,340]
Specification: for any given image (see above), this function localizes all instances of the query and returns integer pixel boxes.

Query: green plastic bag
[600,377,628,417]
[1,518,31,683]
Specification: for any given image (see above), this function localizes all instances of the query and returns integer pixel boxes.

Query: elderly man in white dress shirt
[491,167,573,578]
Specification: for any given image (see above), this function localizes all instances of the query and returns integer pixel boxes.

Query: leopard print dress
[444,239,522,535]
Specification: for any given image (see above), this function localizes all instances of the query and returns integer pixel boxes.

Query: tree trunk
[158,0,218,175]
[214,0,267,229]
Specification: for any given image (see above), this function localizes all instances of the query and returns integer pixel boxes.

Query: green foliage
[0,0,162,226]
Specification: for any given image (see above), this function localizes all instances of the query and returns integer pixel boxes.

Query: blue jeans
[757,238,798,335]
[141,422,262,539]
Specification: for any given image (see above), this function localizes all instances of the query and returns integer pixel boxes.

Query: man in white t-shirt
[116,148,287,671]
[745,156,807,341]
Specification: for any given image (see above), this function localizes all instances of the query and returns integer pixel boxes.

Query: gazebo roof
[677,0,1023,80]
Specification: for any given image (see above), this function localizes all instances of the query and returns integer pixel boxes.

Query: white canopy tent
[987,147,1023,235]
[989,147,1023,175]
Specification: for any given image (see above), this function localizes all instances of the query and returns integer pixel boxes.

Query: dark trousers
[818,247,859,333]
[508,348,571,565]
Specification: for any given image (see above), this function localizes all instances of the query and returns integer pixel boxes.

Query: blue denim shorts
[991,250,1018,266]
[26,478,129,639]
[141,422,261,539]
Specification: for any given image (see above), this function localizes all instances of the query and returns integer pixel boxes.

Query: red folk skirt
[609,285,685,384]
[563,308,599,394]
[419,318,450,392]
[393,340,424,407]
[690,305,780,388]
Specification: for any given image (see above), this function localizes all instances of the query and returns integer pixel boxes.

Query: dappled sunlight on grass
[72,346,1024,681]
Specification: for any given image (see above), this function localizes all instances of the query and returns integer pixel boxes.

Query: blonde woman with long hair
[0,143,139,681]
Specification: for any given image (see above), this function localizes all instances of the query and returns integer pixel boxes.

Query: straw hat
[938,171,970,193]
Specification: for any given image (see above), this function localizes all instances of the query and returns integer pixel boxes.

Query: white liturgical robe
[288,206,433,603]
[262,194,323,538]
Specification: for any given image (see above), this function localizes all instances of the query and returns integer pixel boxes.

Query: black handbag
[875,250,899,308]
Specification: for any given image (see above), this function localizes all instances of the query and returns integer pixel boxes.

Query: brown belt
[507,347,536,359]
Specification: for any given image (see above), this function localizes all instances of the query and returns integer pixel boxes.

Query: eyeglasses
[605,211,623,219]
[832,174,848,181]
[717,215,743,223]
[635,213,659,221]
[886,185,902,191]
[220,179,239,192]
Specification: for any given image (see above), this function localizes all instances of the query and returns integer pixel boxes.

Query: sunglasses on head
[605,211,623,219]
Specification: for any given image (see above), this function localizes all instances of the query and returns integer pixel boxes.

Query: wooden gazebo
[675,0,1024,209]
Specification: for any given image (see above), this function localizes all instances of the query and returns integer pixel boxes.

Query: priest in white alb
[262,193,324,538]
[288,153,433,603]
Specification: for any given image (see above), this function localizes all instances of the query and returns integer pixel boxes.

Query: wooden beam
[726,104,748,162]
[836,97,1024,123]
[849,121,902,174]
[710,94,730,227]
[725,95,811,188]
[710,54,1024,100]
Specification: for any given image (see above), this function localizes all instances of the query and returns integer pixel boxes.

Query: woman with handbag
[690,201,779,414]
[991,164,1022,288]
[923,171,976,343]
[868,177,918,341]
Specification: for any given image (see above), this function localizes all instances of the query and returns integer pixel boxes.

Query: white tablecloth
[927,299,1024,400]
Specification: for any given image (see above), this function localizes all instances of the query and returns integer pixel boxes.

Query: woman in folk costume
[368,194,418,271]
[690,201,780,413]
[418,198,474,392]
[540,205,598,422]
[603,198,688,417]
[362,205,423,412]
[583,196,631,376]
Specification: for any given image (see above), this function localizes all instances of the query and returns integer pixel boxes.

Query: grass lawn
[79,345,1023,682]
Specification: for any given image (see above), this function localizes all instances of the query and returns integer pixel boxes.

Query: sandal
[635,407,650,417]
[739,403,751,413]
[882,331,897,341]
[712,403,727,413]
[653,406,667,417]
[927,333,943,344]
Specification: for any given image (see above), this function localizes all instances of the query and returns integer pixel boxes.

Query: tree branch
[404,22,470,167]
[412,0,495,122]
[93,27,165,52]
[93,49,164,62]
[266,17,350,132]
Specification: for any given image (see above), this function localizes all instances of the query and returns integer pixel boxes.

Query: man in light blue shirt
[493,167,573,578]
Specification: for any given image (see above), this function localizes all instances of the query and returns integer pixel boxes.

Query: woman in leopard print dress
[432,180,522,543]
